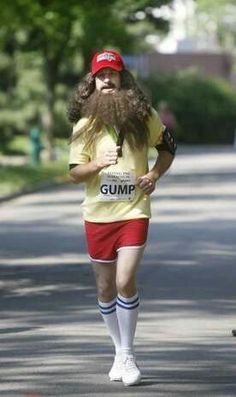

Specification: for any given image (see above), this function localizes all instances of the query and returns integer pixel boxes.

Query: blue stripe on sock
[98,301,116,311]
[100,307,117,315]
[117,301,139,310]
[117,296,139,306]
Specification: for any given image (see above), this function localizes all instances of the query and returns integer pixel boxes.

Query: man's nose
[104,75,111,82]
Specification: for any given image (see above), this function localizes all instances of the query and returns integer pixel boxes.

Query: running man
[68,49,176,386]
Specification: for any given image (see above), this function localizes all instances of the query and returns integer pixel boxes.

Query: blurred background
[1,0,236,197]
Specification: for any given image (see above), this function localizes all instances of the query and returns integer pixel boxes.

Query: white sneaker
[108,354,122,381]
[122,354,141,386]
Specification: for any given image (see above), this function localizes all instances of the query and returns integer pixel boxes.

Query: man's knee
[116,275,136,297]
[96,277,116,301]
[92,263,116,301]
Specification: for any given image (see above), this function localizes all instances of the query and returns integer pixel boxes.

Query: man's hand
[94,146,120,169]
[137,150,174,194]
[137,171,157,195]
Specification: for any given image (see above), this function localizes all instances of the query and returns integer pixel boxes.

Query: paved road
[0,147,236,397]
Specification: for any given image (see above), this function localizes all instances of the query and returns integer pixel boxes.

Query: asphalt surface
[0,146,236,397]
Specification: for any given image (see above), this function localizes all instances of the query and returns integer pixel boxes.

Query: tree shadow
[0,166,236,396]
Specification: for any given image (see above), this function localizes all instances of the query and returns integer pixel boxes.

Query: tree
[0,0,173,157]
[195,0,236,50]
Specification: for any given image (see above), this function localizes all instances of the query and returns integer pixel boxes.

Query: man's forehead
[96,67,118,74]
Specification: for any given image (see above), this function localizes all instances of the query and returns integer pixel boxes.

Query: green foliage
[0,134,69,197]
[143,71,236,144]
[196,0,236,50]
[0,51,46,149]
[0,160,68,197]
[0,0,173,152]
[1,135,30,156]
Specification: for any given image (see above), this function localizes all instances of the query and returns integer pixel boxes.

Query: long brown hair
[67,69,151,149]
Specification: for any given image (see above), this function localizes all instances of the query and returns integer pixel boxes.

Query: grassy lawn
[0,136,70,198]
[0,161,69,197]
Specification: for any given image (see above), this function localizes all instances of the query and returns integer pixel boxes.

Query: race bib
[99,171,136,201]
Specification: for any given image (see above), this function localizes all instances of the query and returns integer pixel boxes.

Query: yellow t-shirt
[69,108,165,222]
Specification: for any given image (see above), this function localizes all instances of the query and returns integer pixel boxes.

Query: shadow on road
[0,166,236,396]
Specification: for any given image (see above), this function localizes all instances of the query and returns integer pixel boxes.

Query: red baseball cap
[91,50,124,76]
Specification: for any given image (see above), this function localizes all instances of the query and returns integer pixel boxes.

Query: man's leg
[116,247,145,386]
[92,261,122,380]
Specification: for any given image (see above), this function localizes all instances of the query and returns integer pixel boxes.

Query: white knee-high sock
[98,297,121,355]
[116,292,140,356]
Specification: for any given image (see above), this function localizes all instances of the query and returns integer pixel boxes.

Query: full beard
[80,89,136,130]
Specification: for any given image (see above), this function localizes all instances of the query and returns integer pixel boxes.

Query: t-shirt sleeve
[69,118,91,165]
[147,108,166,147]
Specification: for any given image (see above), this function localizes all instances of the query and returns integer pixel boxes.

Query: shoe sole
[122,377,141,386]
[109,377,122,382]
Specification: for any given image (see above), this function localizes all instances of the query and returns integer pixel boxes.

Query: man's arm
[70,161,101,183]
[149,150,174,181]
[69,146,120,183]
[137,151,174,195]
[137,126,177,194]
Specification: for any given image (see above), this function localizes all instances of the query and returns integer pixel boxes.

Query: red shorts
[84,218,149,263]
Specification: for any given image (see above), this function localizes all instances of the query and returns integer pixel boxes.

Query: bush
[143,71,236,144]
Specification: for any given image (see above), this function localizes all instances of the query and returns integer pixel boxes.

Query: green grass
[9,135,31,155]
[1,135,69,156]
[0,160,69,197]
[0,136,71,198]
[0,135,31,155]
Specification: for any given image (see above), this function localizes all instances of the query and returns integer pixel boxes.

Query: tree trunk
[42,54,58,161]
[41,89,55,161]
